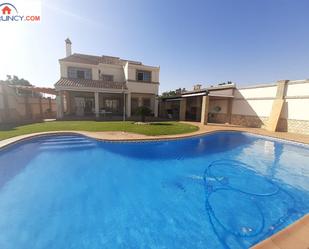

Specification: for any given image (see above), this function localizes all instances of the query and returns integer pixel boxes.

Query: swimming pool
[0,132,308,249]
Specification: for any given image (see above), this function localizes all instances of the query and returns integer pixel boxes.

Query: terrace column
[266,80,288,132]
[65,91,71,115]
[201,96,210,125]
[154,96,159,117]
[226,98,233,124]
[56,91,64,119]
[94,92,99,118]
[126,92,131,118]
[179,98,187,121]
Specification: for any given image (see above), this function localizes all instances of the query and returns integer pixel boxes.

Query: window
[136,70,151,82]
[68,67,92,79]
[105,99,119,112]
[77,70,85,79]
[137,72,144,81]
[100,74,114,81]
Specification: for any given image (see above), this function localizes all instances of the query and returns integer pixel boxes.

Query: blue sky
[0,0,309,92]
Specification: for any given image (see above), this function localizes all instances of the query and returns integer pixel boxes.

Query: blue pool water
[0,132,308,249]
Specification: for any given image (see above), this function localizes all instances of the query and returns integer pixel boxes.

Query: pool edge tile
[250,214,309,249]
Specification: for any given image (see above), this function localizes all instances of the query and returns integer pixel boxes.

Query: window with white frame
[68,67,92,79]
[136,70,151,82]
[104,99,119,112]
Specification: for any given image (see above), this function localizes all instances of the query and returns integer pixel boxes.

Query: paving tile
[252,215,309,249]
[271,230,309,249]
[251,239,281,249]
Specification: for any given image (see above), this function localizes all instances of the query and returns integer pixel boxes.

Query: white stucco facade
[55,40,160,119]
[233,80,309,121]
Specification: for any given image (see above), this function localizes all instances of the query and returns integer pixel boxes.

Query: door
[84,98,94,115]
[75,97,85,116]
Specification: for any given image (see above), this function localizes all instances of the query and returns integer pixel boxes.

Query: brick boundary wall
[230,114,269,128]
[208,113,228,124]
[228,115,309,134]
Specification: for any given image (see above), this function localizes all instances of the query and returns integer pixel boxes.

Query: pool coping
[0,122,308,150]
[250,214,309,249]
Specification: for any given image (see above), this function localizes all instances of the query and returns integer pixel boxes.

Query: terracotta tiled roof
[55,78,127,90]
[59,53,142,66]
[59,54,101,65]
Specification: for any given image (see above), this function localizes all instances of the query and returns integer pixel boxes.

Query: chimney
[65,38,72,57]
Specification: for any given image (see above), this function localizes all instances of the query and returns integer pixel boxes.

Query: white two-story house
[54,39,160,119]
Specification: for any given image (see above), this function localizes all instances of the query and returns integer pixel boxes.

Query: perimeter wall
[0,84,57,124]
[228,80,309,134]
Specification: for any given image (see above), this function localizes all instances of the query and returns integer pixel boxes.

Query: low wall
[231,114,269,128]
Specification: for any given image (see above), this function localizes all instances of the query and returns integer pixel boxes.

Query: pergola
[160,84,235,124]
[9,85,57,95]
[8,85,57,120]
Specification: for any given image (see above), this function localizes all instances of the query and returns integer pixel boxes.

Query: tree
[135,106,152,122]
[161,88,187,97]
[3,75,32,86]
[161,90,177,97]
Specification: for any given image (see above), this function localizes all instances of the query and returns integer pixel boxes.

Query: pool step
[39,136,96,150]
[41,140,93,146]
[251,214,309,249]
[42,137,87,142]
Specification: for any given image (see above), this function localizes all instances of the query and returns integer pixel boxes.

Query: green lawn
[0,121,199,140]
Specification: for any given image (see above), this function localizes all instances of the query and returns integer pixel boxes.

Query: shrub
[135,106,152,122]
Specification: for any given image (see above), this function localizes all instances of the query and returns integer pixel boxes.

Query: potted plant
[135,106,152,123]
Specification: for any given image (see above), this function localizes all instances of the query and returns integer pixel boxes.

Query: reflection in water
[235,136,309,192]
[263,140,275,155]
[98,132,255,160]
